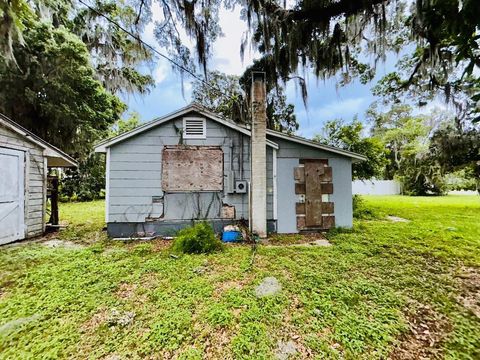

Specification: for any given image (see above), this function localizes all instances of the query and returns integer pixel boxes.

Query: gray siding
[271,137,353,232]
[108,111,274,223]
[0,125,45,238]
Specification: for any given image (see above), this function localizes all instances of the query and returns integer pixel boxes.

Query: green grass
[1,196,479,359]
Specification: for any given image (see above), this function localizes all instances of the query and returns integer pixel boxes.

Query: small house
[95,101,365,238]
[0,113,77,245]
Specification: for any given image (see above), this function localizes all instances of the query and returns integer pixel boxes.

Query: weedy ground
[0,196,479,359]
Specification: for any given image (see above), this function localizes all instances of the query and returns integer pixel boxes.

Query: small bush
[352,195,378,219]
[171,222,223,254]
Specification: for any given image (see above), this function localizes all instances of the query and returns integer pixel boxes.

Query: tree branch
[261,0,390,22]
[134,0,145,25]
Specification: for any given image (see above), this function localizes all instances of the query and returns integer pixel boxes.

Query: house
[95,102,366,238]
[0,113,77,245]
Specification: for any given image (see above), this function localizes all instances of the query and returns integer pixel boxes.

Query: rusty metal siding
[108,112,270,223]
[0,124,45,237]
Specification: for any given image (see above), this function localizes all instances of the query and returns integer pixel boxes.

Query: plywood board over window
[162,146,223,192]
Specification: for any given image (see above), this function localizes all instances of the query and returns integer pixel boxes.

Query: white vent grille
[183,117,206,139]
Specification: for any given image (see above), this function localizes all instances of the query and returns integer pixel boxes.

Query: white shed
[0,113,77,245]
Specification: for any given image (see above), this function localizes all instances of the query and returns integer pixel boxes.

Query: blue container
[222,231,241,242]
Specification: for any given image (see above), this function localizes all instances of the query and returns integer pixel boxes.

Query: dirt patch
[81,308,109,334]
[265,233,326,246]
[42,239,84,250]
[151,239,172,252]
[213,277,251,298]
[389,301,451,359]
[203,328,234,359]
[456,266,480,319]
[116,283,138,300]
[293,239,332,247]
[80,308,135,334]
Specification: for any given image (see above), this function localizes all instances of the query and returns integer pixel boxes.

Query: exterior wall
[0,125,46,238]
[270,137,353,232]
[107,111,274,233]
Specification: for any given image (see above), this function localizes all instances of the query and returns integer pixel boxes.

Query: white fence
[352,180,402,195]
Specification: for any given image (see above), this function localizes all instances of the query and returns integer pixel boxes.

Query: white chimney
[250,72,267,238]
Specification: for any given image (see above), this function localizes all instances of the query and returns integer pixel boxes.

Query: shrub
[352,195,378,219]
[171,222,223,254]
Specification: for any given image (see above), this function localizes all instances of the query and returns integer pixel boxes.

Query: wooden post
[47,175,59,226]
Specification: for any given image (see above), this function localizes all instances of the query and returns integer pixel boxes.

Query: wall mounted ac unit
[234,180,248,194]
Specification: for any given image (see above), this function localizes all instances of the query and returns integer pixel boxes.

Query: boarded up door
[294,159,334,230]
[0,147,25,244]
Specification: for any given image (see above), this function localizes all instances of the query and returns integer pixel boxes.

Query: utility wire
[77,0,230,100]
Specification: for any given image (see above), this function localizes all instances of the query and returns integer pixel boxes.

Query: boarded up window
[162,146,223,192]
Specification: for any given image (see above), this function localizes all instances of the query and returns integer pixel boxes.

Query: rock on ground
[309,239,332,247]
[255,277,282,298]
[386,215,410,223]
[107,309,135,327]
[275,340,297,360]
[0,314,40,335]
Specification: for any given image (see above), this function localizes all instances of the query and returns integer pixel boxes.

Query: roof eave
[94,103,280,151]
[0,113,78,167]
[266,129,367,161]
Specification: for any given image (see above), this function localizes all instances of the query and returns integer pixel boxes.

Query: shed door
[0,147,25,245]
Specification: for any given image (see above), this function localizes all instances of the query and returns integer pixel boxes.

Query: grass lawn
[1,196,479,359]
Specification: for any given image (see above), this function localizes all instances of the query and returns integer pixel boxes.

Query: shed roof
[0,113,78,167]
[94,103,366,162]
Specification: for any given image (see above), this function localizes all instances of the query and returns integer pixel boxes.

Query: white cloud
[153,59,169,84]
[211,7,258,75]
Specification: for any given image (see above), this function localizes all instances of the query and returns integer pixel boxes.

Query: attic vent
[183,117,206,139]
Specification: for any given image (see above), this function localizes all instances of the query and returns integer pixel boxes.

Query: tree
[108,111,141,137]
[371,0,480,125]
[192,70,298,133]
[61,111,142,201]
[0,20,125,158]
[0,0,32,62]
[192,71,245,122]
[70,1,155,94]
[367,105,461,195]
[429,126,480,192]
[313,118,387,180]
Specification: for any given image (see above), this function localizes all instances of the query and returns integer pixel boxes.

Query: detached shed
[0,113,77,245]
[95,103,366,238]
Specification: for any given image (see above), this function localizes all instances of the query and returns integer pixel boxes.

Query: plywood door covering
[0,147,25,244]
[162,146,223,192]
[294,159,334,230]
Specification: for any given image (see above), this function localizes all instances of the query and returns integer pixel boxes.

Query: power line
[77,0,229,100]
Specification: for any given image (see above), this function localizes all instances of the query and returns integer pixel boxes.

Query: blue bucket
[222,231,241,242]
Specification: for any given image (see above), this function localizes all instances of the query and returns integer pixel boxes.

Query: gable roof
[94,103,366,162]
[0,113,78,167]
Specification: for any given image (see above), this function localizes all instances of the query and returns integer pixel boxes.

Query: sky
[122,6,416,139]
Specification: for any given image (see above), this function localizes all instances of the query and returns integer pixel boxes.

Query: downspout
[250,72,267,238]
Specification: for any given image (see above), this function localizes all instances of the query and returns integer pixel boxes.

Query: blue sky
[122,6,411,139]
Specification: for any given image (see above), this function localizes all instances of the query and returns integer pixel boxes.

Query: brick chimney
[250,72,267,238]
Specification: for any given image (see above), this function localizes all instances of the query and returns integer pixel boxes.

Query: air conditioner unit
[234,180,248,194]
